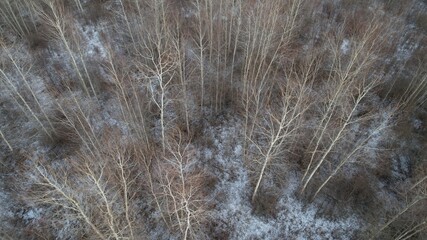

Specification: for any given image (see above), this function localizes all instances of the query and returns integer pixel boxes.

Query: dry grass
[252,187,280,218]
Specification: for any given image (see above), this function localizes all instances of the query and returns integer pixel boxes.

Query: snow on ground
[364,107,395,163]
[79,24,107,59]
[0,189,15,235]
[0,43,53,110]
[201,115,363,239]
[340,39,351,54]
[396,30,419,62]
[21,208,43,223]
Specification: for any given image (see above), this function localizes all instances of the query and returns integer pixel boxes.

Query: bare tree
[28,133,145,239]
[374,180,427,239]
[300,17,389,195]
[140,46,177,153]
[193,0,207,109]
[104,44,152,149]
[312,108,395,199]
[0,42,54,139]
[155,128,209,239]
[249,53,316,202]
[34,0,98,99]
[0,0,35,39]
[241,0,303,162]
[0,129,12,151]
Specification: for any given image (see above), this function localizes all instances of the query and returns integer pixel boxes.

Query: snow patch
[340,39,350,54]
[396,35,418,61]
[204,116,363,239]
[412,118,423,131]
[80,25,107,59]
[392,154,411,180]
[365,109,394,161]
[22,208,43,222]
